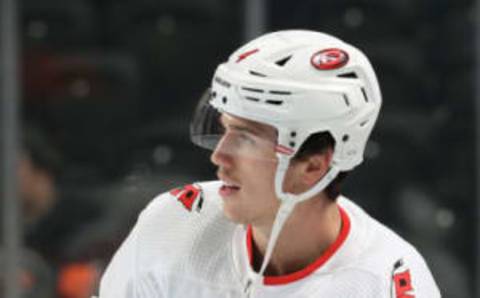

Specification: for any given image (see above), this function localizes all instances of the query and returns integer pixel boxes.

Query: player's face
[210,114,284,226]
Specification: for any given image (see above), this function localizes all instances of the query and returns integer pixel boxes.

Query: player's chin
[221,202,250,224]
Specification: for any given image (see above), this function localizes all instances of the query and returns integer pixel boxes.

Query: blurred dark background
[0,0,475,297]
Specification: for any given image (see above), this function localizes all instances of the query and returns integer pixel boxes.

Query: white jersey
[98,181,440,298]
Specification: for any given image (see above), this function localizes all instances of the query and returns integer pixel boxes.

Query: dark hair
[293,131,348,200]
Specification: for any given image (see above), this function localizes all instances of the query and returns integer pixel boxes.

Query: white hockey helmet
[192,29,381,175]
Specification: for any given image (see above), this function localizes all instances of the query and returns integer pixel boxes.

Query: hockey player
[97,30,441,297]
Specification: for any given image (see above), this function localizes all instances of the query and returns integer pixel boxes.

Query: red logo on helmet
[236,48,259,63]
[311,48,349,70]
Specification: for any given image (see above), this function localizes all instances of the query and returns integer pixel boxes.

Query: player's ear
[285,148,333,194]
[301,147,334,186]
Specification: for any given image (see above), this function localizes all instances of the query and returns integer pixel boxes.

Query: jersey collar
[245,205,351,285]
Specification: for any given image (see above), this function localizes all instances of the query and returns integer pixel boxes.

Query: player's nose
[210,137,234,169]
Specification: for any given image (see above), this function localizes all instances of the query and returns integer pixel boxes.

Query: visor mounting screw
[289,142,296,147]
[342,135,349,142]
[222,96,227,104]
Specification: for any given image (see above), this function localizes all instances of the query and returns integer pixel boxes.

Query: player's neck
[251,196,342,276]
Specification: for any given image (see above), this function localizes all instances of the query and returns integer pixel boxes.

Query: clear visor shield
[190,90,278,163]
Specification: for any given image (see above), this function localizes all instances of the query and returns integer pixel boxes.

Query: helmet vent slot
[337,72,358,79]
[269,90,291,95]
[249,70,267,77]
[360,120,369,127]
[361,88,369,102]
[241,87,264,93]
[266,99,284,106]
[343,94,350,107]
[275,55,292,67]
[245,96,260,102]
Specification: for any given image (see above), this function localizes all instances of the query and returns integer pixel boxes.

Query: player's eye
[237,132,256,145]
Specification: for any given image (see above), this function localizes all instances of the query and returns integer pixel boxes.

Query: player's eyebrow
[220,114,264,137]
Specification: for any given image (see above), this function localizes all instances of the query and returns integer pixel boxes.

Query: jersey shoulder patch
[169,184,204,212]
[391,259,415,298]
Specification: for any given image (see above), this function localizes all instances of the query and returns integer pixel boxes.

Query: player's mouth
[219,181,241,197]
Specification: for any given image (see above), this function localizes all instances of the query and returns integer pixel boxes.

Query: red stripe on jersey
[246,205,351,285]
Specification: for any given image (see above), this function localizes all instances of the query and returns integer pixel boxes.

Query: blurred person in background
[97,30,440,297]
[19,125,62,230]
[0,125,59,298]
[17,124,102,298]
